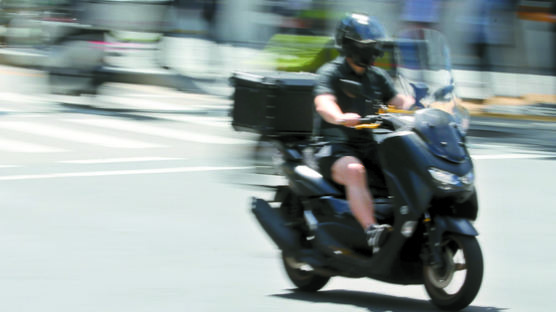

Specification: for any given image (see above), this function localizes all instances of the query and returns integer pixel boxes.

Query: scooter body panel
[378,130,475,215]
[434,216,479,237]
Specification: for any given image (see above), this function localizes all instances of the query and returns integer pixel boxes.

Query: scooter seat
[287,164,394,219]
[289,165,343,197]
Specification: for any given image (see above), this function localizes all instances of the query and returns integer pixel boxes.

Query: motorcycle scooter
[249,29,483,311]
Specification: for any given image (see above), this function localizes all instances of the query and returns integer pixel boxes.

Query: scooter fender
[425,216,478,268]
[433,216,478,237]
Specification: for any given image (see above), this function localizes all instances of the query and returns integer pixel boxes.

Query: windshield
[395,28,470,133]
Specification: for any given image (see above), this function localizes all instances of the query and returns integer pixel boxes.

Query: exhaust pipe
[251,197,301,252]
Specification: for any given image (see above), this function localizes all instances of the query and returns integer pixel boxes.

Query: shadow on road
[273,289,507,312]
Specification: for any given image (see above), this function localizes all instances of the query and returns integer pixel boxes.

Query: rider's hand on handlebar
[337,113,361,127]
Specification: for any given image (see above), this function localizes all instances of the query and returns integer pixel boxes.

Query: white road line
[472,153,555,160]
[0,137,65,152]
[120,93,231,104]
[147,114,231,128]
[95,94,196,111]
[66,118,251,145]
[60,157,183,164]
[0,121,162,148]
[0,92,49,105]
[0,166,254,181]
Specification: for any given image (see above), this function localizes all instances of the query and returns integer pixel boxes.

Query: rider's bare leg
[331,156,377,229]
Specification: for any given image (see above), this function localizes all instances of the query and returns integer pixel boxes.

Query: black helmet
[335,13,386,67]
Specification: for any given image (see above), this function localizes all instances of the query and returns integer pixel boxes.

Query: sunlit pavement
[0,46,555,312]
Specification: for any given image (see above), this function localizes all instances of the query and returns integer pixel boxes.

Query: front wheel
[282,252,330,292]
[424,234,483,311]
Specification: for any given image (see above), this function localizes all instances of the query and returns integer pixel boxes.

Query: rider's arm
[375,67,415,110]
[387,94,415,110]
[315,94,360,127]
[314,63,360,127]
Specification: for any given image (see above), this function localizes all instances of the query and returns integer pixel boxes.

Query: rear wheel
[282,252,330,292]
[424,234,483,310]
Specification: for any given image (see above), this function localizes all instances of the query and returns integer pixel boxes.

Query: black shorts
[314,142,388,196]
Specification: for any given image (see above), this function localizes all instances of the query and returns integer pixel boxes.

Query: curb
[462,97,556,122]
[469,111,556,122]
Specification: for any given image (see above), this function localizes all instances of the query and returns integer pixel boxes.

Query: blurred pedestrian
[458,0,515,98]
[200,0,222,78]
[202,0,219,41]
[400,0,443,30]
[275,0,314,35]
[550,1,556,75]
[464,0,514,72]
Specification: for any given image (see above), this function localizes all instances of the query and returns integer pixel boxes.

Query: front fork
[421,212,479,269]
[422,212,445,269]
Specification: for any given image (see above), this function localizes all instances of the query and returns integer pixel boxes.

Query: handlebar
[353,115,381,129]
[358,115,381,124]
[337,106,414,130]
[354,115,382,130]
[354,111,410,131]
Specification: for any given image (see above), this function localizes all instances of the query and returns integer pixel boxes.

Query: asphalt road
[0,71,555,311]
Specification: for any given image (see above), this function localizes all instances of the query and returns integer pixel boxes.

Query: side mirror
[433,84,455,101]
[410,82,429,109]
[340,79,363,98]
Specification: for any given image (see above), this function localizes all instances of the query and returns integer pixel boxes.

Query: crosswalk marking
[0,137,65,152]
[0,120,162,148]
[94,94,199,111]
[0,92,45,104]
[0,164,22,168]
[66,118,251,145]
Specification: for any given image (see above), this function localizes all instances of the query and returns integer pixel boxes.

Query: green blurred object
[260,34,397,75]
[263,34,339,73]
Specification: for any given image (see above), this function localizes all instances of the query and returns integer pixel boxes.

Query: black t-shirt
[314,57,398,144]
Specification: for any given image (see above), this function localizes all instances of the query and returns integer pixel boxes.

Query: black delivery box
[230,71,317,136]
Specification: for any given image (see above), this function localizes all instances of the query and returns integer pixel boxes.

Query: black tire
[282,252,330,292]
[424,234,484,311]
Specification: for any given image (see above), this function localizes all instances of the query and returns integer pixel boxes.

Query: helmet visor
[346,39,384,66]
[351,40,384,57]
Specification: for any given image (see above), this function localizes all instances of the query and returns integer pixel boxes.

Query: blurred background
[0,0,554,100]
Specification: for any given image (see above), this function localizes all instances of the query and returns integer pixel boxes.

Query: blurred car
[0,0,174,95]
[0,0,77,47]
[46,0,174,95]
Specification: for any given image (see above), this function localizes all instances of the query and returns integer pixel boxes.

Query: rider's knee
[344,163,367,184]
[332,156,366,185]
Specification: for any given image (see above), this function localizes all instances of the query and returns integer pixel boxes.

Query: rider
[313,13,414,252]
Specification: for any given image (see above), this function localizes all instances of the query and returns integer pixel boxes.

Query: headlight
[428,167,474,190]
[460,171,474,185]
